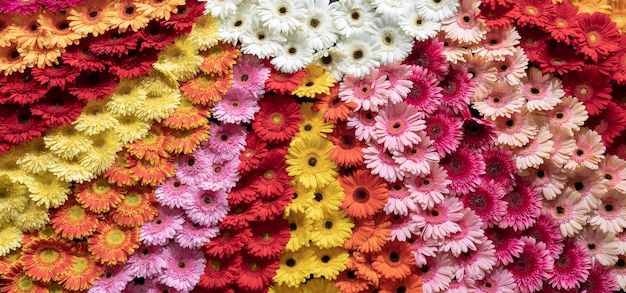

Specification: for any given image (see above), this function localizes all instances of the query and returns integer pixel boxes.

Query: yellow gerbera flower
[0,222,23,256]
[286,136,338,189]
[0,175,30,222]
[27,173,72,209]
[13,200,50,231]
[305,179,344,221]
[301,278,341,293]
[292,64,336,99]
[73,99,120,136]
[106,78,148,117]
[15,138,55,175]
[80,130,123,174]
[284,182,314,217]
[310,210,354,249]
[154,36,203,82]
[297,103,334,140]
[44,125,92,160]
[135,83,181,122]
[112,114,151,144]
[310,246,349,279]
[274,248,317,287]
[0,153,31,184]
[48,156,96,184]
[188,15,221,51]
[572,0,612,14]
[285,211,312,252]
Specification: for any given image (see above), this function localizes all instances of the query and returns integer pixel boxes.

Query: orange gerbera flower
[67,0,115,37]
[0,249,22,277]
[0,44,29,75]
[161,98,210,130]
[19,46,63,69]
[379,275,423,293]
[88,220,139,265]
[11,14,50,50]
[136,0,184,20]
[181,72,233,105]
[340,169,388,219]
[334,268,371,293]
[328,122,365,168]
[21,237,73,282]
[111,187,157,228]
[130,156,176,186]
[58,243,104,291]
[350,251,380,286]
[37,11,83,48]
[0,14,16,47]
[200,42,241,74]
[371,240,414,281]
[106,0,151,32]
[75,177,124,213]
[342,218,376,251]
[1,264,47,293]
[164,123,210,155]
[359,213,392,254]
[126,125,172,164]
[51,200,100,239]
[313,84,356,123]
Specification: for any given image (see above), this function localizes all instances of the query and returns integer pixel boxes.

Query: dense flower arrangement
[2,0,626,292]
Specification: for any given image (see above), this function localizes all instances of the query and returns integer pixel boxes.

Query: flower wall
[1,0,626,292]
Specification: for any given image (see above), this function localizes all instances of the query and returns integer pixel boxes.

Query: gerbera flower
[305,179,345,221]
[339,169,388,219]
[472,267,516,293]
[498,178,542,231]
[205,122,247,162]
[587,102,626,145]
[112,187,158,228]
[418,254,456,293]
[439,67,474,114]
[484,227,524,267]
[371,16,415,65]
[336,32,382,78]
[577,226,620,266]
[389,213,423,242]
[88,220,139,265]
[0,108,47,145]
[441,145,486,195]
[239,19,286,59]
[347,109,378,143]
[165,124,210,155]
[104,151,136,187]
[199,42,240,75]
[66,0,114,37]
[441,208,485,256]
[299,0,338,51]
[298,102,334,140]
[456,237,497,280]
[310,210,354,249]
[126,245,167,279]
[180,72,231,106]
[330,0,376,37]
[565,128,606,170]
[74,177,123,213]
[599,155,626,193]
[536,40,585,75]
[328,122,365,168]
[292,64,336,99]
[514,126,554,170]
[481,146,516,192]
[284,211,312,252]
[562,66,612,116]
[31,61,81,90]
[339,67,390,112]
[286,136,337,189]
[274,248,316,287]
[547,238,591,290]
[393,133,440,177]
[374,103,425,152]
[493,107,539,147]
[158,244,206,292]
[21,237,72,282]
[363,143,405,183]
[572,12,620,62]
[461,181,506,227]
[423,110,463,156]
[442,0,486,44]
[543,188,589,237]
[506,236,553,293]
[220,201,258,230]
[462,118,496,152]
[235,253,279,291]
[58,243,104,291]
[405,163,451,210]
[519,161,567,200]
[198,253,240,290]
[511,0,555,27]
[252,93,301,143]
[372,240,415,281]
[231,55,270,97]
[30,91,84,128]
[309,246,349,280]
[417,196,464,240]
[154,36,203,81]
[174,218,219,249]
[271,33,315,74]
[245,218,290,259]
[579,263,619,292]
[212,87,259,125]
[473,81,523,120]
[398,10,442,41]
[139,206,184,246]
[182,188,229,227]
[2,71,48,105]
[51,200,99,240]
[89,264,133,293]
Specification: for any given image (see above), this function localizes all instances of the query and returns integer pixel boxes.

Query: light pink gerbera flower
[339,67,391,112]
[441,208,485,256]
[140,206,185,246]
[523,213,565,258]
[506,236,554,293]
[393,132,440,176]
[212,86,260,124]
[378,63,414,104]
[473,27,520,61]
[546,95,588,136]
[417,196,464,240]
[513,126,555,170]
[493,48,529,86]
[438,32,472,65]
[156,177,193,209]
[405,65,443,116]
[521,67,564,112]
[374,103,426,152]
[424,110,464,156]
[565,167,608,210]
[543,187,589,238]
[385,182,418,216]
[472,266,516,293]
[589,189,626,234]
[409,236,439,267]
[347,110,378,143]
[363,142,405,182]
[232,55,271,96]
[547,124,577,168]
[439,67,474,114]
[548,238,591,291]
[197,157,240,192]
[498,178,542,231]
[182,189,229,227]
[519,161,567,200]
[158,244,206,292]
[565,127,606,170]
[481,146,517,192]
[493,107,539,147]
[447,271,473,293]
[406,163,452,210]
[441,145,486,195]
[462,181,507,228]
[472,81,523,120]
[455,237,497,280]
[174,218,220,249]
[418,254,456,293]
[89,265,134,293]
[577,226,620,266]
[204,122,247,162]
[174,152,214,186]
[441,0,487,44]
[599,155,626,193]
[485,227,525,266]
[389,213,424,242]
[126,245,168,279]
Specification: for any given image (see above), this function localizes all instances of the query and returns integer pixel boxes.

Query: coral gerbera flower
[200,41,241,74]
[111,187,158,228]
[328,122,365,168]
[75,177,124,214]
[181,72,232,106]
[51,200,99,240]
[88,221,139,265]
[22,237,73,282]
[340,169,388,219]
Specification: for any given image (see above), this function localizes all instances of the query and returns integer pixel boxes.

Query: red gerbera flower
[245,218,291,259]
[221,201,260,230]
[478,3,516,29]
[0,264,47,293]
[104,151,137,187]
[228,176,258,205]
[139,21,178,51]
[516,25,550,63]
[108,48,159,79]
[68,71,118,102]
[536,40,585,75]
[31,61,81,90]
[250,190,292,221]
[0,107,47,144]
[238,134,269,175]
[511,0,555,28]
[585,102,626,145]
[205,227,252,258]
[561,66,612,115]
[572,12,621,62]
[1,71,49,105]
[264,68,306,94]
[89,30,142,57]
[545,2,579,44]
[235,253,279,291]
[252,93,302,143]
[612,48,626,85]
[198,254,241,290]
[252,151,290,197]
[159,0,204,34]
[30,89,85,127]
[62,41,110,72]
[51,199,100,239]
[403,38,449,77]
[111,186,158,228]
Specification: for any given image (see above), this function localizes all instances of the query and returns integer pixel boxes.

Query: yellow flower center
[588,32,599,43]
[526,6,537,15]
[93,179,110,194]
[198,74,214,84]
[71,257,89,272]
[17,275,33,291]
[262,232,271,240]
[209,46,224,56]
[243,151,253,158]
[614,14,625,25]
[211,260,221,270]
[69,205,86,220]
[556,19,566,28]
[271,114,283,124]
[263,170,274,180]
[106,229,126,246]
[39,248,60,263]
[143,133,157,143]
[124,192,141,207]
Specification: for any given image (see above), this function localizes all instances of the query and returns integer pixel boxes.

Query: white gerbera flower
[271,33,314,73]
[219,4,253,44]
[415,0,459,21]
[370,16,415,65]
[302,0,339,50]
[398,8,442,41]
[257,0,306,34]
[313,46,348,81]
[513,126,554,170]
[330,0,376,38]
[199,0,242,19]
[240,19,286,59]
[371,0,414,18]
[336,33,381,78]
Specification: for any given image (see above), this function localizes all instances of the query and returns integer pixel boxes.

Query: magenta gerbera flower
[374,103,426,152]
[405,65,443,116]
[417,196,464,240]
[578,262,619,293]
[139,206,185,247]
[462,181,507,228]
[548,238,591,290]
[441,145,486,195]
[481,146,517,192]
[485,227,525,266]
[462,118,497,152]
[182,188,229,227]
[404,38,450,77]
[498,178,542,231]
[523,213,564,259]
[424,110,464,156]
[174,218,220,249]
[158,244,206,292]
[406,163,451,210]
[439,67,474,114]
[339,67,391,112]
[441,208,485,256]
[232,55,271,97]
[507,236,554,293]
[126,245,168,279]
[212,87,260,124]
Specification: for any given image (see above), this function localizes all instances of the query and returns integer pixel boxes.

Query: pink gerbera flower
[441,145,486,195]
[439,67,474,114]
[513,126,554,170]
[418,254,456,293]
[212,87,260,124]
[174,152,214,186]
[521,67,564,112]
[89,265,134,293]
[498,178,542,231]
[374,103,426,152]
[417,197,464,240]
[493,107,539,147]
[462,181,507,228]
[182,189,229,227]
[543,188,589,238]
[197,158,240,192]
[404,38,450,77]
[472,266,515,293]
[389,213,424,242]
[506,236,554,293]
[579,262,619,293]
[339,67,391,112]
[204,122,247,162]
[424,110,464,156]
[409,236,439,267]
[156,177,192,209]
[140,206,185,246]
[347,109,378,143]
[523,213,565,258]
[385,182,418,216]
[126,245,168,279]
[158,244,206,292]
[485,227,525,266]
[565,167,607,210]
[565,127,606,170]
[455,237,497,280]
[548,238,591,290]
[462,118,497,152]
[363,143,405,183]
[174,218,220,249]
[441,208,485,256]
[598,155,626,193]
[404,65,443,116]
[378,63,414,104]
[519,161,567,200]
[406,163,452,210]
[393,133,440,177]
[232,55,271,96]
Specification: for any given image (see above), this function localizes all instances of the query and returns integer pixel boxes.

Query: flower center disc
[39,248,60,263]
[106,229,126,246]
[353,187,370,203]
